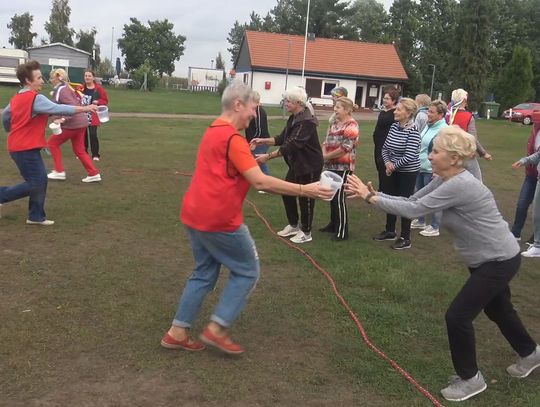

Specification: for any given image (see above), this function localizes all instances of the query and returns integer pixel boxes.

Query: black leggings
[382,171,418,239]
[446,254,536,379]
[327,170,351,239]
[85,126,100,158]
[282,170,319,233]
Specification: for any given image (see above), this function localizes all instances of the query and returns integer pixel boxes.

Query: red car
[503,102,540,125]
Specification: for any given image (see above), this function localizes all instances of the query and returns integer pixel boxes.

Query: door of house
[305,78,322,98]
[355,86,364,108]
[366,83,380,109]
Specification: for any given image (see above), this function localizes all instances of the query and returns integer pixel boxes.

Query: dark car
[503,102,540,125]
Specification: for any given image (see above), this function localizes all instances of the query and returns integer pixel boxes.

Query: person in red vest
[161,82,333,355]
[0,60,97,225]
[446,88,492,182]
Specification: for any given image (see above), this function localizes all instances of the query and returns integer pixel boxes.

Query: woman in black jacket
[251,86,323,244]
[373,87,400,190]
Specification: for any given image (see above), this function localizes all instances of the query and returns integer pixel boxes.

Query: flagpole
[301,0,311,84]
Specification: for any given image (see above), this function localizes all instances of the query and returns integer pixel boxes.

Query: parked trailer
[0,49,28,84]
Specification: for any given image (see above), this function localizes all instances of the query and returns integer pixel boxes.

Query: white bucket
[319,170,344,201]
[97,106,109,123]
[49,122,62,135]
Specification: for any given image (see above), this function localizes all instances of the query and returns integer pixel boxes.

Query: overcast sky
[1,1,393,77]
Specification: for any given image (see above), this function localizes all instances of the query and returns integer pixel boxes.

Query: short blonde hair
[335,97,358,114]
[50,68,70,83]
[451,88,468,105]
[434,126,477,166]
[284,86,307,106]
[398,97,418,118]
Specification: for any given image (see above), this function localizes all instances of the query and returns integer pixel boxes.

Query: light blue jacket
[419,118,448,172]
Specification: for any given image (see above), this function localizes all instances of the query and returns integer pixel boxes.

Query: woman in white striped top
[374,98,421,250]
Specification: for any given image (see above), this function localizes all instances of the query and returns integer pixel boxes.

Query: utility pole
[110,26,114,64]
[429,64,436,99]
[301,0,311,84]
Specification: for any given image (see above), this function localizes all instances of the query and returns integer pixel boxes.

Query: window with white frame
[322,81,339,96]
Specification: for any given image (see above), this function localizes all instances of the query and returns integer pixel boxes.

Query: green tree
[415,0,459,98]
[44,0,75,45]
[96,57,114,78]
[117,18,185,77]
[7,12,37,50]
[388,0,421,95]
[348,0,390,43]
[495,46,534,110]
[75,28,99,68]
[215,52,225,70]
[226,21,247,64]
[452,0,494,110]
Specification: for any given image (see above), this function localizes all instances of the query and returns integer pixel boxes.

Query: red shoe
[200,328,244,355]
[160,332,205,351]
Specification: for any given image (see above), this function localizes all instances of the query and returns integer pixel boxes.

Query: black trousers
[326,170,351,239]
[85,126,100,158]
[383,170,418,239]
[445,254,536,379]
[282,170,319,233]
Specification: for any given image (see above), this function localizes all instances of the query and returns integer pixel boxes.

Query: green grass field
[1,88,539,406]
[0,84,284,116]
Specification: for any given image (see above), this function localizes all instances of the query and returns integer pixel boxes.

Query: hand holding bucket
[319,171,343,201]
[49,122,62,135]
[97,106,109,123]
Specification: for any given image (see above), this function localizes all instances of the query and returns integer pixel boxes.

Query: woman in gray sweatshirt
[347,126,539,402]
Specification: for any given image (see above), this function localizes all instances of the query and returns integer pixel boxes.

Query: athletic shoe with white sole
[521,246,540,258]
[441,371,487,402]
[410,219,426,229]
[507,345,540,378]
[82,174,101,183]
[277,224,300,237]
[26,219,55,226]
[419,226,440,237]
[47,170,66,180]
[290,231,312,243]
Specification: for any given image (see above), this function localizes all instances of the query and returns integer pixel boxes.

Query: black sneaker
[526,235,535,246]
[392,237,411,250]
[319,224,335,233]
[373,231,397,241]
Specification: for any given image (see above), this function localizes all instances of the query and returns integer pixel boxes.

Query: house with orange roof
[234,30,408,108]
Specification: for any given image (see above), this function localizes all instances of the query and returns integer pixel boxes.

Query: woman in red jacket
[78,70,109,161]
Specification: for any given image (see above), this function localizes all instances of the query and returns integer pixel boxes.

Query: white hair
[451,88,468,105]
[283,86,308,106]
[221,81,255,110]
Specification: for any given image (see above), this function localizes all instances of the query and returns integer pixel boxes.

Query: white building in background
[234,31,408,108]
[0,48,28,84]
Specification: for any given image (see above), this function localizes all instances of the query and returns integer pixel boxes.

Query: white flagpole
[301,0,311,84]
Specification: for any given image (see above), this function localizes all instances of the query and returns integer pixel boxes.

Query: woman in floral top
[320,97,359,240]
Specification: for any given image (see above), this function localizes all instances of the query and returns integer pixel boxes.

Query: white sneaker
[82,174,101,183]
[507,345,540,378]
[48,170,66,180]
[258,190,267,194]
[411,219,426,229]
[92,157,100,161]
[419,226,440,237]
[521,246,540,258]
[26,219,54,226]
[441,372,487,402]
[277,224,300,237]
[290,231,312,244]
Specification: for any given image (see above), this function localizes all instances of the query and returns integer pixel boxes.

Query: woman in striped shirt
[374,97,420,250]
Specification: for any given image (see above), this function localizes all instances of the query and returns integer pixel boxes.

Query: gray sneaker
[507,345,540,378]
[440,371,487,402]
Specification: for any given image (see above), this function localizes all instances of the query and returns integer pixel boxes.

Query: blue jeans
[511,175,537,238]
[414,172,440,229]
[252,145,270,175]
[0,149,48,221]
[173,224,260,328]
[532,181,540,248]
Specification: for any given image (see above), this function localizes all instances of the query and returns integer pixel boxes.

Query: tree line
[7,0,186,89]
[227,0,540,111]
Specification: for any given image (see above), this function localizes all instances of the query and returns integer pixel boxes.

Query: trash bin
[480,102,500,119]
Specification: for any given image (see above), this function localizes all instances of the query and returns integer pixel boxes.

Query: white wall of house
[250,72,368,106]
